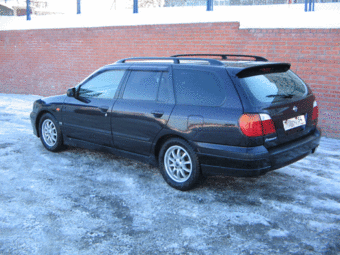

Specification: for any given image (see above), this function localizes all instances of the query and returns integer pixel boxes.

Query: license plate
[283,115,306,131]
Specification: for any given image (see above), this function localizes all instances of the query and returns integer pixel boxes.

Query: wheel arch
[153,134,196,161]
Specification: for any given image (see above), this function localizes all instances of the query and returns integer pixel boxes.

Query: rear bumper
[197,128,321,177]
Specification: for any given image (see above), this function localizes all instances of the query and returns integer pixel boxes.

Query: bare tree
[138,0,165,7]
[111,0,165,9]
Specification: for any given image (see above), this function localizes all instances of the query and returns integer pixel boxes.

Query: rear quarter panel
[167,66,245,147]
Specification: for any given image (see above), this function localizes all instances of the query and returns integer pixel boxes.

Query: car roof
[102,55,291,77]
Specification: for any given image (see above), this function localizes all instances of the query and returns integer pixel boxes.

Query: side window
[123,71,162,101]
[173,69,226,106]
[157,72,174,103]
[78,70,125,99]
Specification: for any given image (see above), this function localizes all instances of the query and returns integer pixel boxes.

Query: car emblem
[293,106,298,112]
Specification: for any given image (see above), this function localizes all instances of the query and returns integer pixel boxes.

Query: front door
[62,69,126,146]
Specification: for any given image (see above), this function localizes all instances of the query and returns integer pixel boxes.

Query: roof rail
[171,54,268,62]
[115,57,225,66]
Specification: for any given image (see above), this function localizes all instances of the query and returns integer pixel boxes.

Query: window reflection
[79,70,125,99]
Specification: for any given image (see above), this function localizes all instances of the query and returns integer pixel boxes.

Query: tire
[158,138,201,191]
[39,113,64,152]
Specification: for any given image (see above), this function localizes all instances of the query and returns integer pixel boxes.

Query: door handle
[151,111,164,118]
[99,106,109,113]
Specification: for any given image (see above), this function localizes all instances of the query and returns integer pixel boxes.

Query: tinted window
[123,71,162,101]
[78,70,125,99]
[239,71,308,104]
[157,72,174,103]
[173,69,226,106]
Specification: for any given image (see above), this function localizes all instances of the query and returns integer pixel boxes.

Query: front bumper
[30,111,38,136]
[197,128,321,177]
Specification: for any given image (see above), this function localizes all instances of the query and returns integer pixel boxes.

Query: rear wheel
[39,113,64,152]
[159,138,201,191]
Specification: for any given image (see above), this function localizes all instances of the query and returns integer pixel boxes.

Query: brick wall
[0,23,339,138]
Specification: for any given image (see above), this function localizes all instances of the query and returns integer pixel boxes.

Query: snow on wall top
[0,3,340,31]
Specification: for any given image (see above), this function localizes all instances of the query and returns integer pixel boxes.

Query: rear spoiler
[236,63,291,78]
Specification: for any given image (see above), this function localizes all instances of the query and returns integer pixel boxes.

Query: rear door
[237,69,316,147]
[111,67,175,155]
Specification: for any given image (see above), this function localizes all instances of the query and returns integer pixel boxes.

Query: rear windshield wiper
[266,94,294,99]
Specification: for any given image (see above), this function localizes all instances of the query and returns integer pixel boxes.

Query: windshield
[239,70,308,105]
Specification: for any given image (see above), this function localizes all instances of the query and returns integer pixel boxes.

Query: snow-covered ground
[0,93,340,254]
[0,3,340,30]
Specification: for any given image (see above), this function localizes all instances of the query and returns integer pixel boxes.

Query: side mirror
[67,88,76,97]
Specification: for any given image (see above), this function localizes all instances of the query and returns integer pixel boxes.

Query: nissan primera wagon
[30,54,321,190]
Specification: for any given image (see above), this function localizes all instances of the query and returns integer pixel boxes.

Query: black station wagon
[30,54,321,190]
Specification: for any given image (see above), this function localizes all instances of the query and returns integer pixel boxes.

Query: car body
[30,54,321,190]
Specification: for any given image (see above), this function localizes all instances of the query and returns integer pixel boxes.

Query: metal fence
[166,0,338,5]
[0,0,339,18]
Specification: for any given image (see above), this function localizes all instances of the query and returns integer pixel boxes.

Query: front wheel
[39,113,64,152]
[159,138,201,191]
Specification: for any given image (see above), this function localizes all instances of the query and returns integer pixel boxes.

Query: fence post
[77,0,81,14]
[26,0,31,20]
[305,0,315,12]
[133,0,138,13]
[207,0,213,11]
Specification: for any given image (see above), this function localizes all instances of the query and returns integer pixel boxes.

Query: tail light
[312,100,318,121]
[239,113,276,137]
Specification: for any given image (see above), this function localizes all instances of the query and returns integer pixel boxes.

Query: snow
[0,93,340,253]
[267,229,289,237]
[0,3,340,31]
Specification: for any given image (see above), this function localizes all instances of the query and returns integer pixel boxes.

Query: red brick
[0,22,339,138]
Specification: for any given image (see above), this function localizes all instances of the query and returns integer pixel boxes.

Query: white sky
[0,2,339,30]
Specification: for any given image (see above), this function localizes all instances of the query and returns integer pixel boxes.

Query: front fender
[30,95,67,137]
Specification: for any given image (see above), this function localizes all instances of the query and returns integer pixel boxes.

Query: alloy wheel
[42,119,58,147]
[164,145,192,183]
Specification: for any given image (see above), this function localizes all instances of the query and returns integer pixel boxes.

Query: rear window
[239,71,308,105]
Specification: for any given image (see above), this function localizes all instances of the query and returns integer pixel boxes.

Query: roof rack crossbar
[171,54,268,62]
[115,57,224,66]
